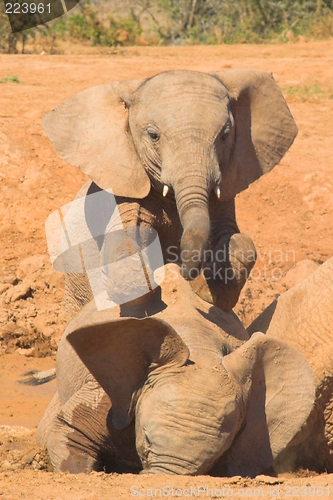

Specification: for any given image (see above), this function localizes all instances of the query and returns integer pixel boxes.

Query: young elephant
[37,264,314,476]
[248,256,333,473]
[44,69,297,312]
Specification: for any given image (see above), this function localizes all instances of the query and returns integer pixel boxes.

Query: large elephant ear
[65,300,189,430]
[222,332,315,477]
[43,79,151,198]
[211,69,298,199]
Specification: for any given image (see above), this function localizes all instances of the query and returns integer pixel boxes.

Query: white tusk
[214,185,221,199]
[163,185,169,197]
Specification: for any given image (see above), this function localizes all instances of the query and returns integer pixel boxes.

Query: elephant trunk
[161,135,221,279]
[172,171,212,280]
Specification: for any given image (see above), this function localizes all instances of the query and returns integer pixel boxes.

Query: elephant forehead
[146,365,239,410]
[132,92,230,136]
[138,375,242,442]
[136,71,229,106]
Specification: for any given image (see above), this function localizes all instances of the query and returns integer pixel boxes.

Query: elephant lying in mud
[44,68,297,312]
[37,264,314,476]
[248,256,333,473]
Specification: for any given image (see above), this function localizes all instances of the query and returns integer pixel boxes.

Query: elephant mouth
[139,452,213,475]
[140,463,197,475]
[160,181,221,201]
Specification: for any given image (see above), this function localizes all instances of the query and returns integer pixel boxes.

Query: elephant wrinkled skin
[37,264,314,476]
[43,69,297,312]
[248,256,333,473]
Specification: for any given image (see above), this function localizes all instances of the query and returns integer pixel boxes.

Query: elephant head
[43,69,297,281]
[62,265,314,476]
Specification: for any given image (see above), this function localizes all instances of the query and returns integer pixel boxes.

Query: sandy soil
[0,41,333,498]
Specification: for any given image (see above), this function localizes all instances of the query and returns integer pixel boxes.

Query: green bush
[66,13,93,40]
[141,0,333,44]
[0,75,24,83]
[57,5,142,46]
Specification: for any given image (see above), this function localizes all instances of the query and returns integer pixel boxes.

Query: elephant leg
[191,232,256,311]
[61,181,107,320]
[101,196,168,307]
[102,226,156,306]
[45,382,141,473]
[64,186,164,314]
[46,382,111,473]
[64,271,94,321]
[189,197,256,310]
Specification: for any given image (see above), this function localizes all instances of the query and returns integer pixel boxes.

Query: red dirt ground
[0,41,333,498]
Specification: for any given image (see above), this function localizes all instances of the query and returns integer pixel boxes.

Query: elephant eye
[221,120,232,142]
[147,128,160,142]
[221,126,230,141]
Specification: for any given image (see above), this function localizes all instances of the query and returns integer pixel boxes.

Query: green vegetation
[146,0,325,44]
[0,75,23,83]
[0,0,333,53]
[283,83,333,100]
[61,5,142,45]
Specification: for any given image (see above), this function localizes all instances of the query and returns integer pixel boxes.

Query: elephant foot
[190,270,247,311]
[190,233,256,311]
